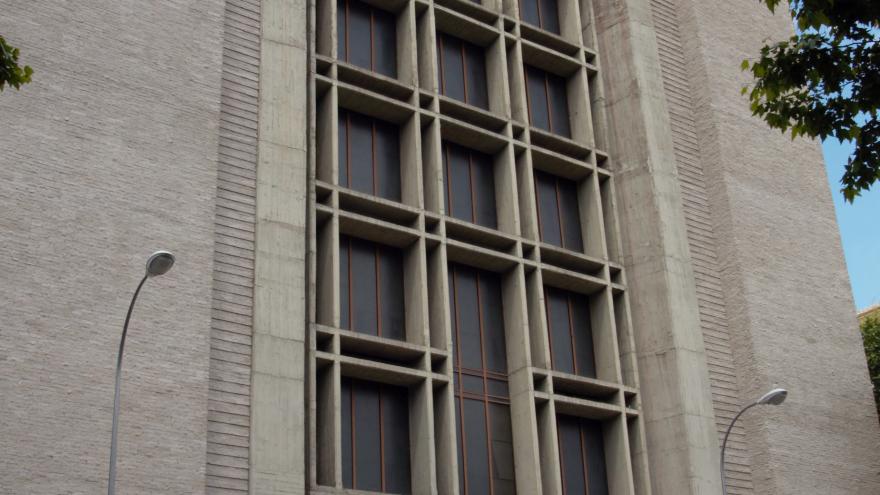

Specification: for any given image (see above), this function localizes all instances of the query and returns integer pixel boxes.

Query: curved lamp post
[108,251,176,495]
[720,388,787,495]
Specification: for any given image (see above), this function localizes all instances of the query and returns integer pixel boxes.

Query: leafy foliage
[0,35,33,92]
[861,315,880,420]
[742,1,880,202]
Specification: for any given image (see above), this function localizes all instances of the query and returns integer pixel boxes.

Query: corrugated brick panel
[207,0,260,493]
[649,0,754,493]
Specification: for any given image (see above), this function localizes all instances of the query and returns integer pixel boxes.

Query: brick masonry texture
[205,0,262,493]
[672,0,880,493]
[0,1,225,493]
[648,0,753,493]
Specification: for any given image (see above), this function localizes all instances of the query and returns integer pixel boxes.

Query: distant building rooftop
[859,304,880,323]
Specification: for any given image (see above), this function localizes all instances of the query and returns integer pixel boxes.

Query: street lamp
[720,388,787,495]
[107,251,176,495]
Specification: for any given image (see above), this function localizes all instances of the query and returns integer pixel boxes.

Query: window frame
[341,376,412,494]
[448,263,516,495]
[339,234,407,341]
[337,0,398,77]
[442,140,498,229]
[518,0,561,34]
[544,285,596,378]
[524,65,571,137]
[436,31,490,110]
[556,414,609,495]
[533,169,584,252]
[338,108,402,202]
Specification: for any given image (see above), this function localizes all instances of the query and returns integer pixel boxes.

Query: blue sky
[822,139,880,311]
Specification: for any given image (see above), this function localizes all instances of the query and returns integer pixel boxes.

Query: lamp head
[145,251,175,277]
[756,388,787,406]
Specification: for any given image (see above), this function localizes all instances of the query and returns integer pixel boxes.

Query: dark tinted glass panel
[444,143,474,222]
[343,378,412,493]
[479,272,507,374]
[348,111,374,194]
[444,142,497,229]
[452,265,483,370]
[339,109,401,201]
[583,420,608,495]
[383,386,411,493]
[374,8,397,77]
[375,119,401,201]
[341,378,354,488]
[538,0,560,33]
[463,398,491,495]
[338,0,348,69]
[526,66,550,131]
[486,378,509,398]
[350,237,378,335]
[348,0,372,70]
[558,178,583,251]
[464,43,489,109]
[558,415,587,495]
[569,295,596,378]
[353,380,382,491]
[455,397,466,495]
[547,72,571,137]
[439,34,466,102]
[378,245,405,340]
[489,403,516,495]
[472,152,497,228]
[462,374,485,395]
[520,0,540,28]
[338,0,397,77]
[535,170,562,247]
[546,287,575,374]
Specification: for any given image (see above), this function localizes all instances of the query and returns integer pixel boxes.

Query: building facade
[1,0,878,494]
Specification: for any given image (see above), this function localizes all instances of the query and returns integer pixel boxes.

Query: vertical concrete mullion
[592,0,722,494]
[568,65,595,148]
[516,151,541,242]
[503,263,543,495]
[495,143,522,238]
[405,237,431,347]
[507,38,530,132]
[402,111,424,209]
[316,0,336,57]
[399,0,420,93]
[604,413,637,495]
[525,267,551,370]
[410,377,440,495]
[433,242,459,495]
[579,169,606,260]
[422,117,445,216]
[417,5,440,97]
[487,24,513,122]
[316,84,337,184]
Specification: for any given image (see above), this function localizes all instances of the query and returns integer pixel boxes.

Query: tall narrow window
[524,65,570,137]
[340,235,406,341]
[338,109,401,201]
[519,0,560,34]
[557,415,608,495]
[534,169,583,251]
[341,377,411,493]
[448,263,516,495]
[337,0,397,77]
[544,286,596,378]
[437,33,490,110]
[443,141,497,228]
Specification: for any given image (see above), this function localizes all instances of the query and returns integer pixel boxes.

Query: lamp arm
[108,273,148,495]
[720,401,758,495]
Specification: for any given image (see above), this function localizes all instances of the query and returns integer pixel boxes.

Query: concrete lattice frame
[305,0,651,493]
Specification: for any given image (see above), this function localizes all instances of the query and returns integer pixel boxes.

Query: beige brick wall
[0,1,225,493]
[671,0,880,493]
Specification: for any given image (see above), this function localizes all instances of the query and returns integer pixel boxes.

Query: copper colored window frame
[340,235,404,340]
[533,169,583,252]
[449,264,512,495]
[524,65,570,137]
